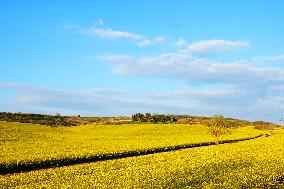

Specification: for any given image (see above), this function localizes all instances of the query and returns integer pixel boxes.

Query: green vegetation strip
[0,133,267,175]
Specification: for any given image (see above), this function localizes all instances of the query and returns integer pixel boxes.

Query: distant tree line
[132,113,177,123]
[0,112,281,129]
[0,112,78,126]
[0,112,134,126]
[252,121,279,130]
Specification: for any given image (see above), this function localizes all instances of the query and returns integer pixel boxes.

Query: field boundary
[0,134,270,175]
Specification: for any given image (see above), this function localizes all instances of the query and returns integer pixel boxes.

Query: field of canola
[1,121,283,188]
[0,122,264,166]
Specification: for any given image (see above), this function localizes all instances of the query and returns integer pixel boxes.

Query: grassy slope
[1,129,283,188]
[0,122,264,166]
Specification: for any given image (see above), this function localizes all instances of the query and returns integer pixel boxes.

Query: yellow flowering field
[1,128,283,188]
[0,121,264,171]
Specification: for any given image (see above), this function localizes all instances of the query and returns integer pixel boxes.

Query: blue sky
[1,0,284,123]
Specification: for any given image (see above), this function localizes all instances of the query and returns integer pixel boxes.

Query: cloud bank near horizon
[1,80,284,124]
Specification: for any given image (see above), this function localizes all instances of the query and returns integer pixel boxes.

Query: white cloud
[98,55,133,63]
[110,50,284,85]
[131,65,279,85]
[137,39,151,47]
[68,22,170,48]
[252,54,284,63]
[66,23,145,40]
[187,39,250,55]
[176,38,187,46]
[96,39,283,87]
[0,82,21,88]
[145,84,240,99]
[155,36,166,43]
[83,88,129,96]
[88,28,144,40]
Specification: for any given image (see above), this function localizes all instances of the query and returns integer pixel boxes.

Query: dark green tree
[145,113,152,123]
[132,113,145,122]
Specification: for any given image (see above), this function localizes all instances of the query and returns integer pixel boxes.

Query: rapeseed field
[1,121,282,188]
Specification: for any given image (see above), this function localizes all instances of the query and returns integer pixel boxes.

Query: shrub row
[132,113,177,123]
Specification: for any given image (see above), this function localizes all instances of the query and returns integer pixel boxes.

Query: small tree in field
[204,115,230,144]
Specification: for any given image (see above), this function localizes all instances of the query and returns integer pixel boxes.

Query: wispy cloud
[137,39,151,47]
[100,39,280,85]
[98,54,133,63]
[175,38,187,46]
[252,53,284,63]
[67,22,171,47]
[186,39,250,55]
[155,36,166,43]
[112,55,284,84]
[66,22,145,40]
[87,28,144,40]
[0,82,193,116]
[145,84,241,99]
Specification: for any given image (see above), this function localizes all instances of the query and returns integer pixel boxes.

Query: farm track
[0,133,270,175]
